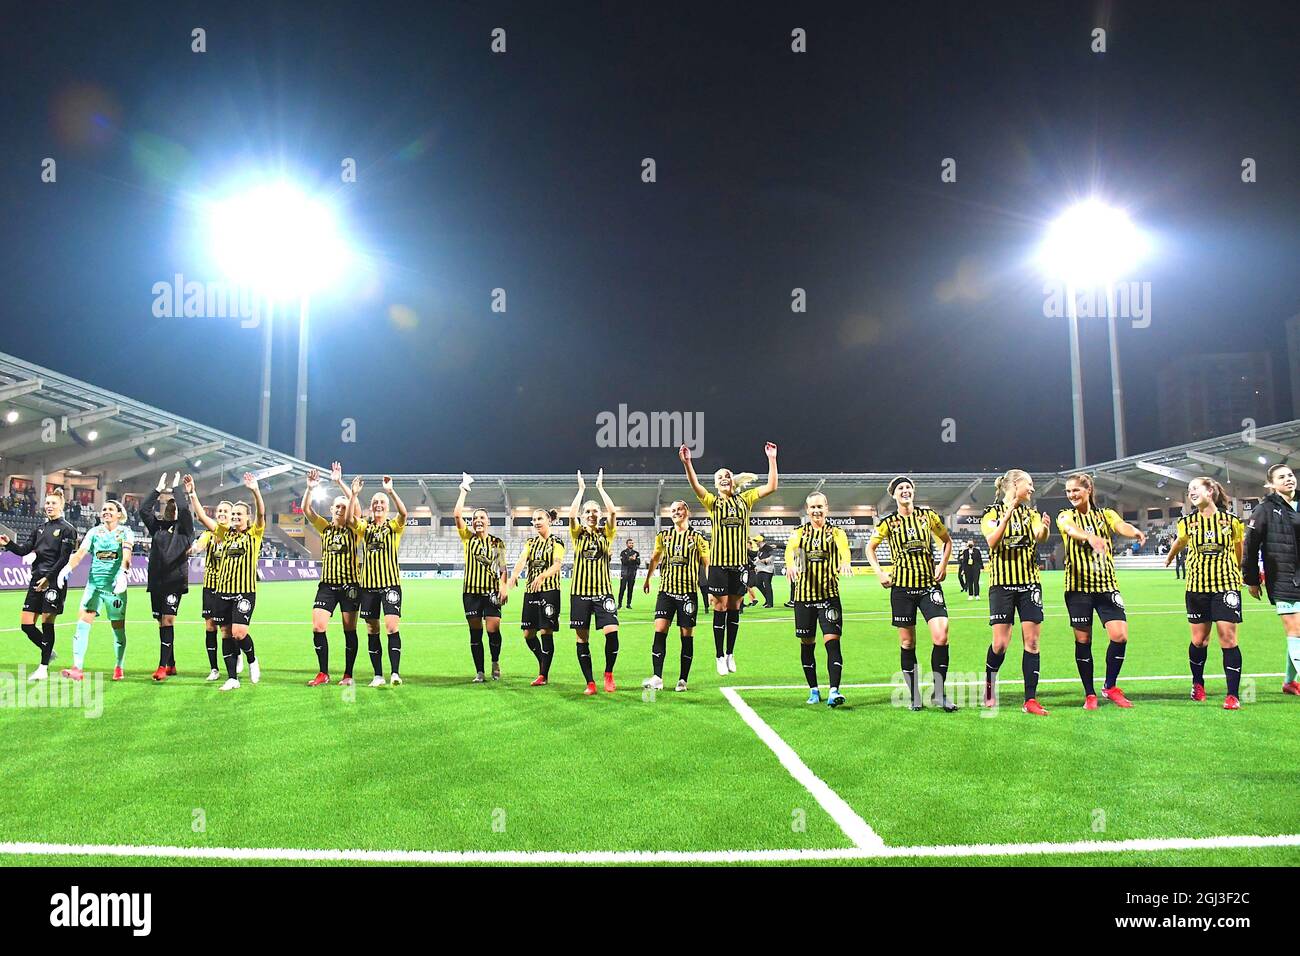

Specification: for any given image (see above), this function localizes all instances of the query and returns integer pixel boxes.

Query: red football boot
[151,666,169,682]
[530,675,548,686]
[112,666,124,681]
[307,672,330,687]
[1223,695,1241,710]
[1103,686,1133,708]
[1022,698,1049,716]
[166,665,178,676]
[603,672,616,693]
[61,666,85,681]
[1282,681,1300,696]
[1083,694,1099,711]
[583,681,598,696]
[1190,683,1207,701]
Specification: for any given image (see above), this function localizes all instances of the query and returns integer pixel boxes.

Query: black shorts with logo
[655,591,700,629]
[988,584,1044,626]
[202,586,219,620]
[214,592,256,627]
[360,586,403,620]
[1185,590,1242,625]
[794,597,845,639]
[22,582,67,615]
[314,582,360,615]
[463,591,503,619]
[889,585,948,627]
[1064,590,1127,630]
[705,566,747,597]
[150,588,186,619]
[570,594,619,630]
[521,589,561,631]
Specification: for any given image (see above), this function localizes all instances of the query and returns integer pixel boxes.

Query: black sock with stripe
[41,621,56,665]
[931,644,950,703]
[825,638,843,689]
[652,631,667,678]
[725,609,740,654]
[1022,651,1041,701]
[679,634,693,682]
[1075,640,1096,697]
[1189,642,1208,687]
[540,632,555,677]
[576,642,594,683]
[388,631,401,674]
[985,646,1005,699]
[525,635,543,666]
[712,610,726,658]
[205,629,218,670]
[604,630,619,673]
[901,646,919,705]
[369,633,384,675]
[487,629,502,664]
[1222,645,1242,698]
[312,630,328,673]
[1104,639,1125,689]
[801,641,818,689]
[344,629,358,677]
[469,628,485,674]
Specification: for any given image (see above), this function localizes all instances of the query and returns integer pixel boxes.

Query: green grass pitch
[1,569,1297,866]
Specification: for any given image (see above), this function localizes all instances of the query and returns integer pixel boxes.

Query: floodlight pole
[1105,282,1127,459]
[294,295,310,461]
[258,298,274,448]
[1065,282,1087,468]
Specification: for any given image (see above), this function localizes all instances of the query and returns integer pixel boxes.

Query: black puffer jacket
[1242,493,1300,603]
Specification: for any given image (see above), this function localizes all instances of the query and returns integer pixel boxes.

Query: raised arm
[302,468,321,522]
[244,473,265,527]
[568,472,585,535]
[184,475,217,532]
[679,445,708,501]
[383,476,408,521]
[454,480,471,534]
[756,442,779,499]
[140,480,163,533]
[595,469,616,524]
[348,475,363,528]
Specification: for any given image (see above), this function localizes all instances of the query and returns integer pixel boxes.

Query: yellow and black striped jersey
[309,513,360,585]
[569,520,616,597]
[871,508,946,588]
[696,487,761,568]
[1056,506,1121,593]
[213,520,264,594]
[980,503,1043,587]
[652,526,710,594]
[458,525,506,595]
[356,516,404,590]
[1177,511,1244,593]
[197,530,224,590]
[785,522,850,602]
[523,534,565,591]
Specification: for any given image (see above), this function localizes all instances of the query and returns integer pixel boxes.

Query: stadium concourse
[1,348,1298,580]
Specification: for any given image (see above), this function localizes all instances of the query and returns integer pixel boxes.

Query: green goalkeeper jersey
[84,525,133,586]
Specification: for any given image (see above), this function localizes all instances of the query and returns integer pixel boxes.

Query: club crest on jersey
[602,597,617,613]
[45,589,59,602]
[684,601,695,615]
[1224,591,1241,610]
[1031,587,1043,607]
[931,589,945,605]
[52,529,60,538]
[826,606,840,622]
[544,604,555,618]
[167,594,178,606]
[237,598,252,614]
[1112,591,1125,609]
[386,589,400,604]
[347,586,359,600]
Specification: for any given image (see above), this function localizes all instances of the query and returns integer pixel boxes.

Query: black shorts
[794,597,844,639]
[463,591,503,620]
[889,586,948,627]
[360,586,403,620]
[150,588,186,619]
[202,586,219,620]
[570,594,619,630]
[988,584,1044,626]
[655,591,700,629]
[1186,590,1243,625]
[214,592,256,627]
[521,590,561,631]
[706,566,747,597]
[314,582,360,615]
[1064,590,1127,630]
[22,582,67,616]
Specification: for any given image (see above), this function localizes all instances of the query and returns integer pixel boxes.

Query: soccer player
[750,535,775,607]
[190,473,265,692]
[680,441,779,675]
[787,492,851,706]
[568,469,621,695]
[353,476,408,687]
[506,508,565,686]
[454,475,509,682]
[641,499,710,692]
[56,500,133,681]
[1165,477,1246,709]
[140,472,195,682]
[0,488,78,681]
[867,476,956,711]
[189,498,251,681]
[302,467,362,687]
[981,469,1052,715]
[618,538,640,609]
[1057,473,1146,709]
[1242,464,1300,697]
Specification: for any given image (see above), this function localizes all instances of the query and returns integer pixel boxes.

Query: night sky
[1,1,1296,476]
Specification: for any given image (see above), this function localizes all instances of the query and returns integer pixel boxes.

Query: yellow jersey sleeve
[652,532,665,561]
[553,538,566,561]
[696,488,716,510]
[308,513,328,534]
[1102,508,1121,533]
[195,530,211,550]
[603,521,617,545]
[1232,516,1244,547]
[979,507,999,540]
[927,510,946,536]
[1055,510,1075,535]
[1175,517,1189,542]
[457,523,470,542]
[784,527,803,566]
[833,527,850,562]
[697,533,710,564]
[741,488,762,509]
[868,517,886,549]
[1030,511,1045,537]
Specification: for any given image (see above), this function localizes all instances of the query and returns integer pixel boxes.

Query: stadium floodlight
[206,179,350,461]
[4,410,17,423]
[1039,199,1148,467]
[86,430,98,441]
[146,446,156,456]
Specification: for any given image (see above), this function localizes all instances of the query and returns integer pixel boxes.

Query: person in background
[617,537,641,609]
[750,535,776,608]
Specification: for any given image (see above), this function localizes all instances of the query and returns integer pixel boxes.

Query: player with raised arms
[981,468,1051,715]
[454,474,509,682]
[189,498,253,680]
[641,499,710,693]
[568,469,621,695]
[1057,473,1146,709]
[189,473,265,692]
[867,476,956,711]
[1165,477,1246,709]
[56,500,133,681]
[679,441,778,675]
[1242,464,1300,698]
[1,487,78,681]
[301,464,362,687]
[787,491,852,706]
[352,475,408,687]
[506,507,565,686]
[141,471,195,682]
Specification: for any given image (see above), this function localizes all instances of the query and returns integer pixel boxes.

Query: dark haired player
[1,487,78,681]
[141,472,195,681]
[641,499,710,692]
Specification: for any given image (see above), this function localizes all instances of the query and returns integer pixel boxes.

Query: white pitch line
[3,832,1298,864]
[719,687,883,850]
[728,672,1285,692]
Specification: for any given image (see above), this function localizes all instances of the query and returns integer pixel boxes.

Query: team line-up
[6,443,1300,713]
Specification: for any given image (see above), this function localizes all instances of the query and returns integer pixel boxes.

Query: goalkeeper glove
[113,570,128,594]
